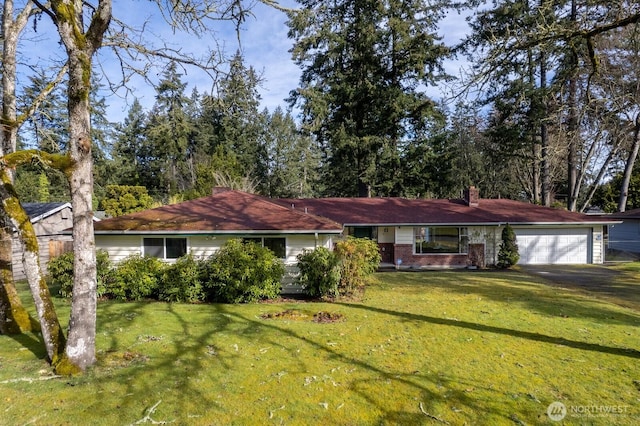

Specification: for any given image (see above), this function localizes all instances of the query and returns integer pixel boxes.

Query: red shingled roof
[280,197,615,225]
[94,190,616,234]
[93,190,343,233]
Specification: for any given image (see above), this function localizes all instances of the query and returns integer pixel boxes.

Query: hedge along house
[92,189,343,293]
[282,187,617,268]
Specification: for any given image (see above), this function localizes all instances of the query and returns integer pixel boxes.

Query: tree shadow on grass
[92,300,515,424]
[223,308,503,424]
[4,331,47,360]
[380,270,640,327]
[94,301,232,424]
[337,302,640,359]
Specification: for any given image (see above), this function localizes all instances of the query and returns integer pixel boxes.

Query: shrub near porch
[1,268,639,425]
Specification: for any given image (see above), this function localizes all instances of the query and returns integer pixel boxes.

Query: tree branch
[16,64,69,128]
[0,149,75,174]
[31,0,57,23]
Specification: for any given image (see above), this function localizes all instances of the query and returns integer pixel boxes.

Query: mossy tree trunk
[0,0,38,334]
[44,0,112,373]
[0,169,66,362]
[0,226,33,334]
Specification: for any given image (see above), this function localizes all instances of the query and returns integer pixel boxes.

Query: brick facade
[393,244,469,268]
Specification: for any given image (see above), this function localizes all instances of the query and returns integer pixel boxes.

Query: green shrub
[497,224,520,269]
[100,185,154,217]
[108,255,165,301]
[49,252,74,298]
[200,239,285,303]
[334,237,381,296]
[51,250,113,298]
[296,247,341,298]
[159,254,204,303]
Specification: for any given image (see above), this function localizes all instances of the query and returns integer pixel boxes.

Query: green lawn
[1,268,639,425]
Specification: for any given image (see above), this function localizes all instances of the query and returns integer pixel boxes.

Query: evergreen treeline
[14,1,640,214]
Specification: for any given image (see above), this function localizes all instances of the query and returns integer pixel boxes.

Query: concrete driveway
[520,264,639,310]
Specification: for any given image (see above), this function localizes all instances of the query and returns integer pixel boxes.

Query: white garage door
[515,228,589,265]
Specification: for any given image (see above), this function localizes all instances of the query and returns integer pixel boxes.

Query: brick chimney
[212,187,232,195]
[464,186,479,207]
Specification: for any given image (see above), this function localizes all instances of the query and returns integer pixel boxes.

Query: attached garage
[515,228,590,265]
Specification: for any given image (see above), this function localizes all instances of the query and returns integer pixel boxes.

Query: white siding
[95,233,331,294]
[280,235,330,294]
[396,227,414,245]
[188,236,232,258]
[96,235,143,262]
[285,235,327,265]
[592,226,604,264]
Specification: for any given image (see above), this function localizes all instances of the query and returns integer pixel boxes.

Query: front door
[379,243,394,264]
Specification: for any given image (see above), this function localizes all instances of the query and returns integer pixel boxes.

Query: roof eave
[93,229,343,235]
[29,202,72,224]
[342,221,622,226]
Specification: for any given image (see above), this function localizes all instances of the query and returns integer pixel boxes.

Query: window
[242,237,286,258]
[143,237,187,259]
[346,226,377,240]
[414,227,468,254]
[264,238,286,259]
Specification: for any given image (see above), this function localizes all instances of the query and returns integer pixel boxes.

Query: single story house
[94,187,617,276]
[606,208,640,255]
[93,189,344,292]
[12,202,74,280]
[281,187,617,268]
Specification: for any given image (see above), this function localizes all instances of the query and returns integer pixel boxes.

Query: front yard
[1,267,639,425]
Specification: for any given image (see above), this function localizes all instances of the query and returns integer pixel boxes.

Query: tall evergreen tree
[145,62,194,198]
[89,77,115,204]
[20,70,69,153]
[262,107,319,198]
[15,71,70,202]
[212,52,267,189]
[463,0,640,209]
[288,0,452,197]
[111,99,146,185]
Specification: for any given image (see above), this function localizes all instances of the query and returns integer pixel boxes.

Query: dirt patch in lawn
[312,311,345,323]
[260,309,345,323]
[260,309,309,321]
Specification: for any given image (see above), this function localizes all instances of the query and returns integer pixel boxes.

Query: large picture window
[242,237,286,258]
[414,227,468,254]
[143,237,187,259]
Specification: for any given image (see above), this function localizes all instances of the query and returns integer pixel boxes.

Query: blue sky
[17,0,473,124]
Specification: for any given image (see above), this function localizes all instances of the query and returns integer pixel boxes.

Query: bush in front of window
[199,239,285,303]
[108,255,166,301]
[51,250,113,299]
[296,247,341,298]
[497,224,520,269]
[298,238,381,298]
[158,254,204,303]
[335,237,381,296]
